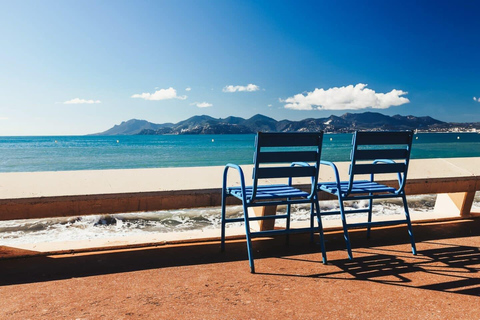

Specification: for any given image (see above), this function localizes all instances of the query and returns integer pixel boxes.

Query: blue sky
[0,0,479,135]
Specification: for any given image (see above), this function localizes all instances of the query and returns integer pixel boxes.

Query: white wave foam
[0,194,467,245]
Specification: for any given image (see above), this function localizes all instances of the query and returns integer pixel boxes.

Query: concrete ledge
[0,158,479,221]
[0,189,233,221]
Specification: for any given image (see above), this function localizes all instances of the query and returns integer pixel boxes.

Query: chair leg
[242,203,255,273]
[366,196,373,239]
[338,198,353,260]
[285,203,291,245]
[220,190,227,252]
[314,200,327,264]
[402,194,417,255]
[310,203,315,243]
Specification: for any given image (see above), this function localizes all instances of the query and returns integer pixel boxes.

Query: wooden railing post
[249,206,277,231]
[434,192,476,217]
[449,192,476,217]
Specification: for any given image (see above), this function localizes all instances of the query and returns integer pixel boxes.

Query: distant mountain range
[92,112,480,135]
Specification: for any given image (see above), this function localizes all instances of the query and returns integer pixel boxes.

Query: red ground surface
[1,218,479,319]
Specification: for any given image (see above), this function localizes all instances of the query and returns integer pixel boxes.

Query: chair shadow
[414,244,480,296]
[258,242,480,297]
[329,254,422,283]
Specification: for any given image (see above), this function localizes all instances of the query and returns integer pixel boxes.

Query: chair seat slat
[319,180,397,194]
[228,184,310,200]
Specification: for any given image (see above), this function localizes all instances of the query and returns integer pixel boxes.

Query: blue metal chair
[319,130,417,259]
[221,132,326,273]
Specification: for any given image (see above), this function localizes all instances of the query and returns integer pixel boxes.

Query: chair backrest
[251,131,323,200]
[347,130,414,194]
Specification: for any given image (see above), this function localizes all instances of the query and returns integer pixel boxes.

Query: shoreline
[1,205,470,259]
[1,130,480,139]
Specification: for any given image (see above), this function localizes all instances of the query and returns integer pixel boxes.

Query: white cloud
[131,87,187,101]
[191,102,213,108]
[474,97,478,102]
[64,98,101,104]
[223,84,260,93]
[282,83,410,111]
[186,87,191,91]
[268,104,272,107]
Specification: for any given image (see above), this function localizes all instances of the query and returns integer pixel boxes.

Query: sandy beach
[0,157,478,199]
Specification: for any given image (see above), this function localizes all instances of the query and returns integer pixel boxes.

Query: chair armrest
[289,162,311,186]
[319,160,342,191]
[371,159,403,191]
[291,162,310,167]
[223,163,248,201]
[372,159,395,164]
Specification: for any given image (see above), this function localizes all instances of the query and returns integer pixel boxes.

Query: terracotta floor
[1,217,479,319]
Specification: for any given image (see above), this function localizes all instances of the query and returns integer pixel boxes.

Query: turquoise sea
[1,132,479,244]
[1,132,480,172]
